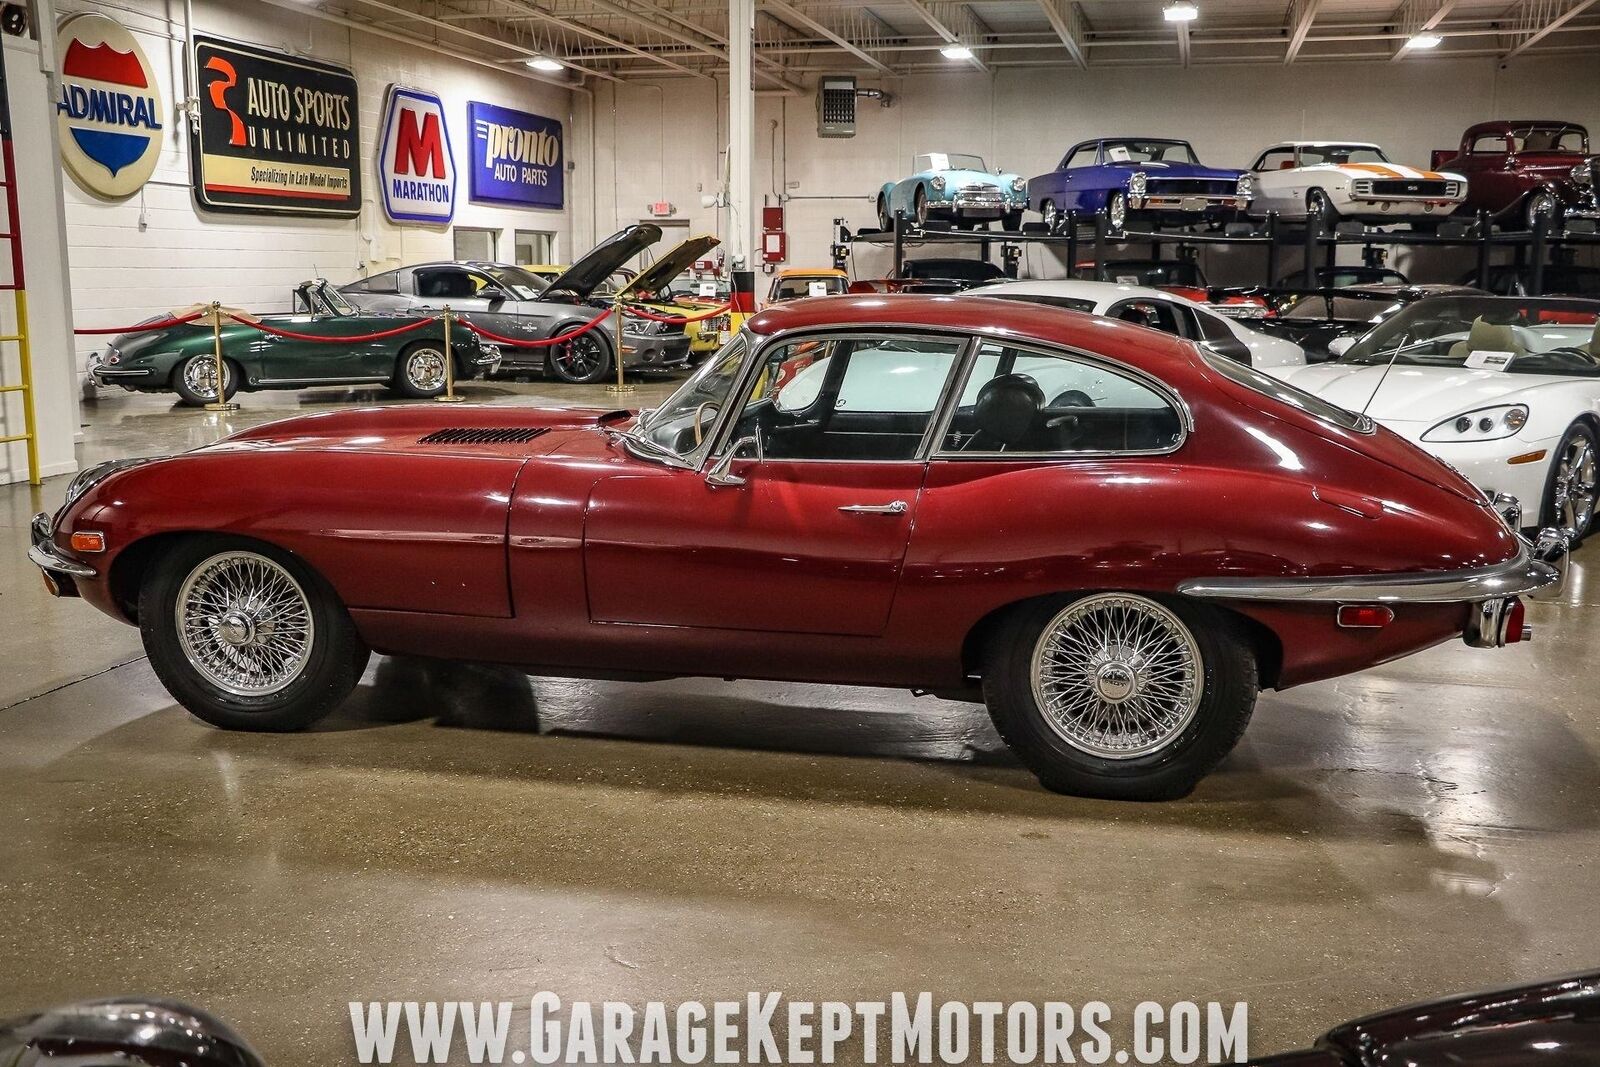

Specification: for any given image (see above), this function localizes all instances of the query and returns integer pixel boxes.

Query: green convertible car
[87,281,502,406]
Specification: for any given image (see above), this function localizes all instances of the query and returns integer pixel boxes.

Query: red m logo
[394,108,446,178]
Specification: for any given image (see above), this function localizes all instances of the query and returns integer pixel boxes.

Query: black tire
[1307,188,1338,229]
[392,339,449,399]
[982,593,1258,800]
[171,353,239,407]
[1002,210,1023,232]
[1106,191,1127,231]
[877,194,893,231]
[138,535,370,731]
[914,186,930,226]
[1542,421,1599,543]
[549,328,613,384]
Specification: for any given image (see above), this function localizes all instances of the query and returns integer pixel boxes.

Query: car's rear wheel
[549,330,613,384]
[1544,421,1599,543]
[138,536,369,731]
[983,593,1258,800]
[172,353,239,406]
[393,340,448,398]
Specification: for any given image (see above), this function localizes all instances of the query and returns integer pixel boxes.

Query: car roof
[969,278,1183,308]
[1464,119,1587,134]
[776,268,846,279]
[744,294,1205,371]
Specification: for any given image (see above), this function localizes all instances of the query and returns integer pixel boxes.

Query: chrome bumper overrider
[29,512,97,582]
[1177,527,1567,605]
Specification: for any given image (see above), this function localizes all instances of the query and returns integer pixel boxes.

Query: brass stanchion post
[204,300,239,413]
[436,304,464,403]
[605,296,633,397]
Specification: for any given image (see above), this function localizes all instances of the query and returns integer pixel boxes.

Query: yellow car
[767,268,849,304]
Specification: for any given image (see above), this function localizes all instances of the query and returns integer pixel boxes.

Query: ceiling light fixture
[1407,32,1443,48]
[525,55,564,71]
[939,43,974,59]
[1163,2,1199,22]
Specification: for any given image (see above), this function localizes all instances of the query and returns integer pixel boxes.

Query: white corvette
[1279,295,1600,538]
[1247,142,1467,227]
[970,279,1307,371]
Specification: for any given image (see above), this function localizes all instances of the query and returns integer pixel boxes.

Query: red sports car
[30,296,1567,800]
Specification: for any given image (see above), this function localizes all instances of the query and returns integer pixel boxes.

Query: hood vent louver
[418,427,551,445]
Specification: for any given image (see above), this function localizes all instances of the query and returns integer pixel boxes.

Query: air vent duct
[418,427,551,445]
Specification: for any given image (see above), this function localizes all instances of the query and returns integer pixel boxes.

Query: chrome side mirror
[706,435,763,488]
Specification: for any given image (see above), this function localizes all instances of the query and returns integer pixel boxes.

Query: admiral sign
[468,101,563,210]
[56,13,165,200]
[191,36,360,217]
[379,86,456,224]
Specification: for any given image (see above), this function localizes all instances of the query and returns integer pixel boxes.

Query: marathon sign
[379,86,456,224]
[190,35,361,218]
[468,101,563,210]
[56,13,165,200]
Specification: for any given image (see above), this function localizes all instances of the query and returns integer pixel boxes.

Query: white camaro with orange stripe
[1247,141,1468,227]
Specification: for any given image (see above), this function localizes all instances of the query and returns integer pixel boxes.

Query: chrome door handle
[838,501,908,515]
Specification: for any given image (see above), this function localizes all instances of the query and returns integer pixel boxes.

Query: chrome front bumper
[1177,528,1567,605]
[29,512,95,597]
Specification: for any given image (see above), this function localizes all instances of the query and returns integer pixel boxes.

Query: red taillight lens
[1337,604,1394,629]
[1504,598,1529,644]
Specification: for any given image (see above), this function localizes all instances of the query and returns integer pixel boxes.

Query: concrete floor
[3,378,1599,1064]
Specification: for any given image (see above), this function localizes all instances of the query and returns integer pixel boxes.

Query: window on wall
[515,231,556,266]
[453,228,499,262]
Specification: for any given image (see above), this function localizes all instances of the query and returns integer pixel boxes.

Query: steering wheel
[692,402,719,446]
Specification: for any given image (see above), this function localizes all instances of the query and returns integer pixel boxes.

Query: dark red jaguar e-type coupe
[31,296,1567,799]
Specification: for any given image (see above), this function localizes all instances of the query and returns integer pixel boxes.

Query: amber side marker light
[69,531,106,553]
[1337,604,1394,629]
[1508,450,1548,465]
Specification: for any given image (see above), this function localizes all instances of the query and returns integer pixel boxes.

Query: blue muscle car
[1027,138,1254,232]
[877,153,1027,230]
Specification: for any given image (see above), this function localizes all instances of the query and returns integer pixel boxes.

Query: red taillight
[1336,604,1394,629]
[1504,598,1529,644]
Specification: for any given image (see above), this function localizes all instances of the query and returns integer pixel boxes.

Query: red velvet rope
[621,301,733,325]
[73,310,208,336]
[234,315,437,343]
[457,308,615,349]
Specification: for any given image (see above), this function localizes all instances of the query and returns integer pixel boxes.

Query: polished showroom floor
[4,377,1600,1064]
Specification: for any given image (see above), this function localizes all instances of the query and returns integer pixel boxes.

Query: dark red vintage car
[1433,119,1600,230]
[30,296,1567,800]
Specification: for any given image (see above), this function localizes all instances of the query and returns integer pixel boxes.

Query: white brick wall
[60,0,575,365]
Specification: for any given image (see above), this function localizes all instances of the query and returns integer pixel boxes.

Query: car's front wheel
[914,186,930,226]
[393,340,448,398]
[983,593,1258,800]
[138,536,370,731]
[1106,191,1127,231]
[1525,190,1559,232]
[877,194,893,231]
[1307,188,1339,229]
[1040,199,1060,234]
[549,330,613,384]
[1544,421,1599,543]
[172,353,239,406]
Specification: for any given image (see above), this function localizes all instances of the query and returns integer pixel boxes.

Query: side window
[728,335,964,461]
[1190,309,1253,364]
[1255,148,1295,171]
[943,343,1183,455]
[1107,298,1186,338]
[1469,134,1508,154]
[415,268,477,300]
[1064,146,1096,169]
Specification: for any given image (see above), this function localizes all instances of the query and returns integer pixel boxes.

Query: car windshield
[977,292,1099,314]
[476,265,547,300]
[301,283,356,316]
[1338,297,1600,376]
[1298,144,1389,165]
[917,153,987,173]
[635,335,750,457]
[904,259,1003,281]
[1102,140,1198,165]
[1509,125,1587,153]
[1279,291,1408,324]
[773,276,846,300]
[1097,261,1204,287]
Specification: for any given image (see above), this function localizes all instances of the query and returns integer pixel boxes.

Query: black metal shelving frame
[831,209,1600,296]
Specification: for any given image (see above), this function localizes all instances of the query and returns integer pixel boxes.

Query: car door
[255,286,378,384]
[582,331,969,636]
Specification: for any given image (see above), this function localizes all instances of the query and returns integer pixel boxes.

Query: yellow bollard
[203,300,239,413]
[436,305,464,403]
[605,296,633,397]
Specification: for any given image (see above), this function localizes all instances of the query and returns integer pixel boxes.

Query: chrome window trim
[927,335,1194,461]
[701,326,978,469]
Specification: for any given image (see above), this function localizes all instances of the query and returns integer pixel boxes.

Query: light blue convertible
[876,153,1027,230]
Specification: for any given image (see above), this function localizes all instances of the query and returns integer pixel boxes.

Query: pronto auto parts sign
[468,101,563,210]
[56,13,164,200]
[379,85,456,225]
[191,35,360,217]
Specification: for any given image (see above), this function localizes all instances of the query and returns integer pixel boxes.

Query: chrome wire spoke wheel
[1030,593,1203,760]
[1556,435,1598,534]
[405,347,446,391]
[175,551,315,697]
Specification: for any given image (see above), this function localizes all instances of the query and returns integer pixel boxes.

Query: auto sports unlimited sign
[56,13,164,200]
[468,101,563,209]
[191,36,360,217]
[379,85,456,225]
